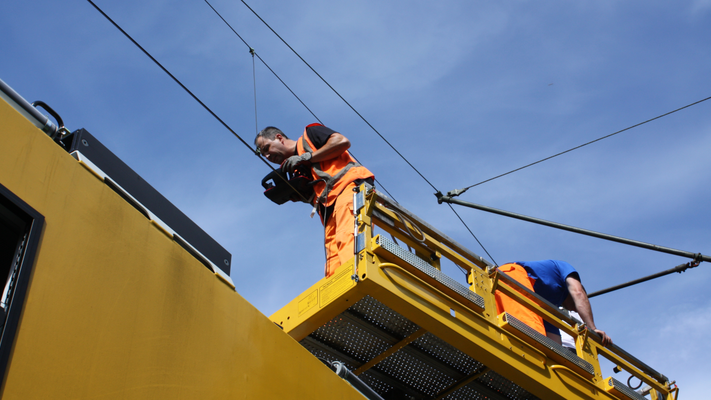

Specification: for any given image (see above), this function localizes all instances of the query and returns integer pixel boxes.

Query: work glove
[281,152,312,173]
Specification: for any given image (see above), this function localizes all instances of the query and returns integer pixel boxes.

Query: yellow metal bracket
[488,266,500,293]
[353,327,427,375]
[434,366,490,399]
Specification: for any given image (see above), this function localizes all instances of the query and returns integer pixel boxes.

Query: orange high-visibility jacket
[296,123,374,209]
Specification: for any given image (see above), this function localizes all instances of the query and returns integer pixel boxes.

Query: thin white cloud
[690,0,711,14]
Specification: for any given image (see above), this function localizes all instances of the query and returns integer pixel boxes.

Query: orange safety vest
[296,123,374,209]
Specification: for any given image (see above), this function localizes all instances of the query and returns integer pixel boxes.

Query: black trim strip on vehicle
[0,183,45,388]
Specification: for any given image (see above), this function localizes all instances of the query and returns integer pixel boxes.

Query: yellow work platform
[271,186,676,400]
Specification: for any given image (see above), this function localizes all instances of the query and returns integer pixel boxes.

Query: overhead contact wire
[87,0,255,156]
[235,0,495,260]
[87,0,315,204]
[446,204,498,267]
[211,1,710,287]
[204,0,400,202]
[204,0,323,124]
[92,0,493,263]
[253,49,399,201]
[238,0,439,193]
[251,49,259,136]
[459,95,711,191]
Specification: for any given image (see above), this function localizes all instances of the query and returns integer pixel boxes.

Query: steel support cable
[446,204,499,268]
[86,1,259,154]
[204,0,398,202]
[242,0,711,284]
[235,0,501,265]
[250,49,400,201]
[251,46,399,201]
[237,0,439,193]
[251,49,259,137]
[87,0,311,203]
[437,193,711,263]
[441,190,711,297]
[588,260,701,298]
[203,0,323,125]
[92,0,394,206]
[451,95,711,194]
[253,53,398,201]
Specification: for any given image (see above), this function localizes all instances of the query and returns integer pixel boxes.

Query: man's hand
[281,152,312,173]
[593,329,612,347]
[565,276,613,347]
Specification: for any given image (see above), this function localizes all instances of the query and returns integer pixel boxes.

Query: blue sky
[3,0,711,397]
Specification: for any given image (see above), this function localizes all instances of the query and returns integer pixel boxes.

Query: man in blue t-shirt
[515,260,612,347]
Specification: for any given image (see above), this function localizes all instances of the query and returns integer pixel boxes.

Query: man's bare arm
[281,132,351,173]
[565,276,612,346]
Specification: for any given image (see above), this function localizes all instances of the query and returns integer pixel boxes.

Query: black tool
[262,165,315,205]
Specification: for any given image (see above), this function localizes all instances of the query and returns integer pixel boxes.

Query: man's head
[255,126,296,165]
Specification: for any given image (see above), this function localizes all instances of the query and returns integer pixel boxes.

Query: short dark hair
[255,126,287,145]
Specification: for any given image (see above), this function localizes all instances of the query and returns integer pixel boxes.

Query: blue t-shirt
[515,260,579,334]
[515,260,578,307]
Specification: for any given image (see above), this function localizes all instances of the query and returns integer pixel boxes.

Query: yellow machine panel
[271,185,677,400]
[0,90,368,399]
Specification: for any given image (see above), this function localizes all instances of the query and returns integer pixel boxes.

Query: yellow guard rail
[271,184,677,400]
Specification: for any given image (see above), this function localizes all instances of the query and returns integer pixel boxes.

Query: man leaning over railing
[498,260,612,347]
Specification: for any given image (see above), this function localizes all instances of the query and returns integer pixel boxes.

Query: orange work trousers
[495,263,546,335]
[324,182,357,278]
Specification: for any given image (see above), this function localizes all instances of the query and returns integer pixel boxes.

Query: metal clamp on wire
[691,253,702,266]
[487,265,500,293]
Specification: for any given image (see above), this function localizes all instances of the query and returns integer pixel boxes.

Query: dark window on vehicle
[0,184,44,384]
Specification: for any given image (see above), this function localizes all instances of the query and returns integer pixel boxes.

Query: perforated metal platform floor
[300,295,540,400]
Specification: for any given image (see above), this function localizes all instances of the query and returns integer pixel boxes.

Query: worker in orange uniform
[495,260,612,347]
[255,124,374,277]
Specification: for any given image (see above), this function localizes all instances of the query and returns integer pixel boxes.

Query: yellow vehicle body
[0,91,366,399]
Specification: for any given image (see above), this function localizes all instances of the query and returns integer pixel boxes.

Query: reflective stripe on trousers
[324,182,357,277]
